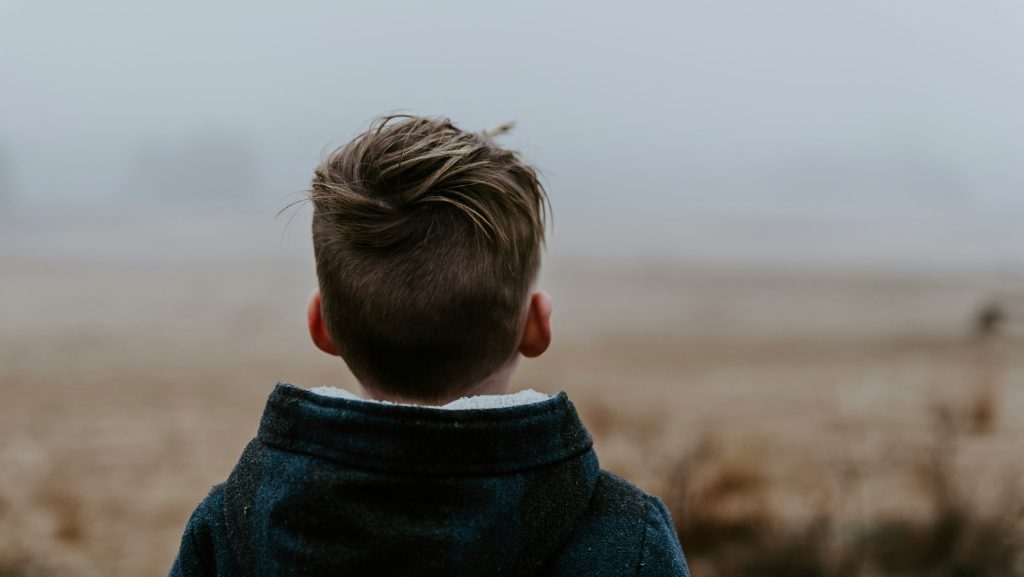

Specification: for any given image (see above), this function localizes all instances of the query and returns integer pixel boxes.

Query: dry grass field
[1,226,1022,575]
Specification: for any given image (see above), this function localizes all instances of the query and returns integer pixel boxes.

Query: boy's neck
[359,360,518,407]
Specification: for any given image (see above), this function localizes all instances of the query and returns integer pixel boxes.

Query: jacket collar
[257,381,593,476]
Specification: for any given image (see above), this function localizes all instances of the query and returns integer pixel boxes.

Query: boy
[169,115,689,576]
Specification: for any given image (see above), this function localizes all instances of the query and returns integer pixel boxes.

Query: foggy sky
[2,1,1023,225]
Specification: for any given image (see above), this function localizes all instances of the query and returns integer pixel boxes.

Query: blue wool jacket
[169,382,689,576]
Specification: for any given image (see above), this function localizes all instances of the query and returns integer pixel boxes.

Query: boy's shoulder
[589,470,652,516]
[540,470,689,576]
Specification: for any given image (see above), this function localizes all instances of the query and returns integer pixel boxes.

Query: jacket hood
[222,382,601,577]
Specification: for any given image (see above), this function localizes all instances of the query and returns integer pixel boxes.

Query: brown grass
[0,549,57,577]
[664,395,1024,577]
[34,483,84,545]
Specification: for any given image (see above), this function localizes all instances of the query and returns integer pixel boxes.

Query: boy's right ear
[307,290,339,356]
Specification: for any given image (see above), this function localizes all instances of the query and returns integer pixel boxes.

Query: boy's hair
[309,115,549,402]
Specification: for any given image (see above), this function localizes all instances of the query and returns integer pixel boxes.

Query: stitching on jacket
[634,496,653,577]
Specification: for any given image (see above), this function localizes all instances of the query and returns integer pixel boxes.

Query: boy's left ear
[519,291,552,358]
[307,290,339,356]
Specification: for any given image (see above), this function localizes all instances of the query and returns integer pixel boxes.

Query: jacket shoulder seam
[633,495,654,576]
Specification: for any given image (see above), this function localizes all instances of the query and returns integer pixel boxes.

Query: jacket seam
[634,496,654,577]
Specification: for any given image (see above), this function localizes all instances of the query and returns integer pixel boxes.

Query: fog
[2,1,1023,266]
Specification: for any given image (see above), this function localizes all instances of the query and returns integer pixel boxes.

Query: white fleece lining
[309,386,550,410]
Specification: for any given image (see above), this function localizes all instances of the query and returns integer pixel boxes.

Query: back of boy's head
[309,115,549,403]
